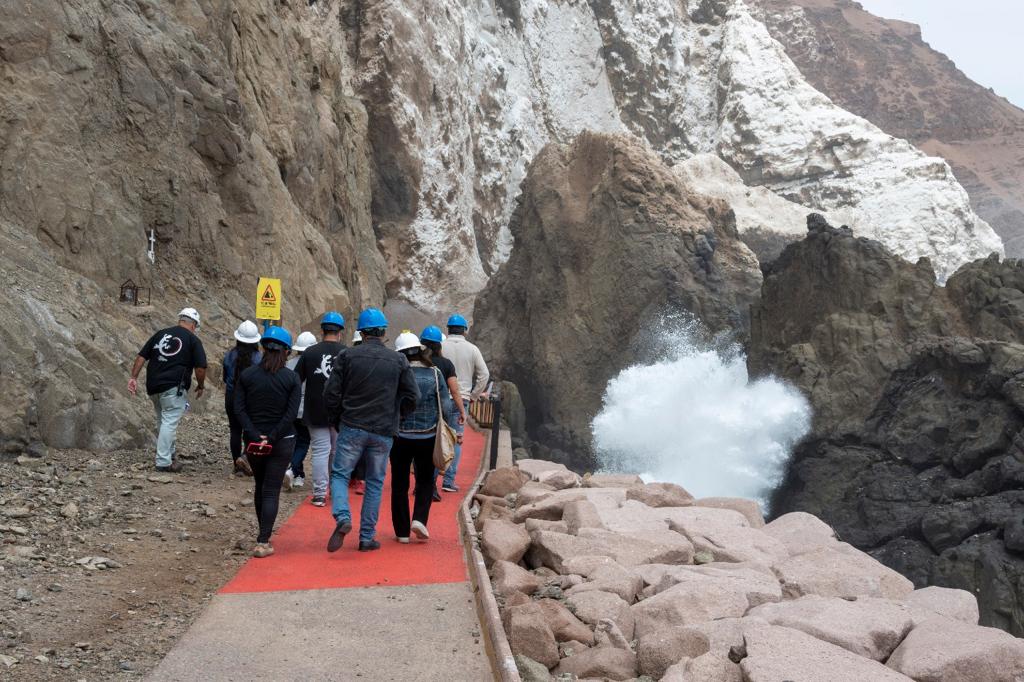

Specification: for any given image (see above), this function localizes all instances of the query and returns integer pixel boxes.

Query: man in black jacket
[323,308,418,552]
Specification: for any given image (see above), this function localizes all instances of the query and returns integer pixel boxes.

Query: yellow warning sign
[255,277,282,321]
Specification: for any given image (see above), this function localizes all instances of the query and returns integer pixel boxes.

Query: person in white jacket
[440,314,489,492]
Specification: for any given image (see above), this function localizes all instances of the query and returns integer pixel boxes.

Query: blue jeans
[150,387,187,468]
[442,400,469,488]
[330,426,392,543]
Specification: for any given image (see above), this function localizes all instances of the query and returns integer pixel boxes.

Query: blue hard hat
[447,314,468,329]
[261,325,293,349]
[357,307,388,331]
[321,311,345,329]
[420,325,443,344]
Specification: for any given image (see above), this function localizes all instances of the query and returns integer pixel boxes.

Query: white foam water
[591,320,811,507]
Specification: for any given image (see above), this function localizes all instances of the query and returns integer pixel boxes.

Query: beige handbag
[432,368,458,472]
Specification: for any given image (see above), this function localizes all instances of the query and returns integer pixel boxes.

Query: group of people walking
[128,306,489,558]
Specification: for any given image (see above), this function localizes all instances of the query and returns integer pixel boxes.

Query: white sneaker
[411,521,429,540]
[293,476,305,488]
[396,536,410,544]
[283,468,294,492]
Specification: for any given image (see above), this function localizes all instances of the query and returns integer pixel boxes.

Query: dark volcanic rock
[474,132,763,468]
[752,215,1024,635]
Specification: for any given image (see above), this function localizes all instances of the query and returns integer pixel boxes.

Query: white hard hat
[292,331,317,352]
[178,307,201,327]
[394,331,424,353]
[234,320,261,344]
[352,330,363,343]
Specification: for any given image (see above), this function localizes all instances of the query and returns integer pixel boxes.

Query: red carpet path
[221,427,484,594]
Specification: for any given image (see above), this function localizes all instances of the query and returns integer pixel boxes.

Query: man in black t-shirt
[295,311,347,506]
[128,307,208,472]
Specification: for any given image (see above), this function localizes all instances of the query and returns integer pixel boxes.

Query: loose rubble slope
[0,411,295,680]
[475,460,1024,681]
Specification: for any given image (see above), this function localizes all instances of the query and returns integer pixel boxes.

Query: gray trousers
[308,425,337,498]
[150,387,187,467]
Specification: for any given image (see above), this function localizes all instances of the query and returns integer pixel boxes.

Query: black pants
[390,436,435,538]
[249,437,295,543]
[291,420,311,478]
[226,391,243,461]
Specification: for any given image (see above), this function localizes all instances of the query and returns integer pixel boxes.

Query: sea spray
[591,319,811,506]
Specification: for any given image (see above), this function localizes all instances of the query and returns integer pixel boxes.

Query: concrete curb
[460,426,521,682]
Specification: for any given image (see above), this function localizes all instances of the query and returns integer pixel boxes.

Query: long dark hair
[234,342,258,383]
[423,340,443,358]
[260,345,288,374]
[402,346,434,367]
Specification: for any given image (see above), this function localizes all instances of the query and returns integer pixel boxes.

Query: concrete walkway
[148,430,492,681]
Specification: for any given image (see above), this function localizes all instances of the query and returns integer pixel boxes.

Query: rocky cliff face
[750,216,1024,635]
[356,0,1000,309]
[0,1,384,451]
[754,0,1024,255]
[0,0,1012,458]
[474,132,762,466]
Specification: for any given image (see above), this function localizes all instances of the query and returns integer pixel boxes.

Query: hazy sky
[857,0,1024,109]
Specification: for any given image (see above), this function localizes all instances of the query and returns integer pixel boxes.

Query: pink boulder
[904,586,979,626]
[503,601,560,670]
[566,590,635,640]
[554,647,637,681]
[694,497,765,528]
[773,545,914,600]
[535,598,595,645]
[491,560,543,596]
[747,595,914,661]
[742,624,913,681]
[626,482,694,508]
[887,618,1024,682]
[480,467,531,497]
[481,518,531,564]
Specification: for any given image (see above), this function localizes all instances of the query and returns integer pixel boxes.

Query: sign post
[255,277,282,327]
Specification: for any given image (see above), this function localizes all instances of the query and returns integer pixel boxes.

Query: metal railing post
[489,396,502,471]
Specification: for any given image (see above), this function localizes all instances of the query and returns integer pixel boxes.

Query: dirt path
[0,410,301,679]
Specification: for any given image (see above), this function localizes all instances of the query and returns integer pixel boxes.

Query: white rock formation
[673,154,836,258]
[354,0,1002,307]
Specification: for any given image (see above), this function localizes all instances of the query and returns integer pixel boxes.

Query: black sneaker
[327,519,352,553]
[358,540,381,552]
[432,486,442,502]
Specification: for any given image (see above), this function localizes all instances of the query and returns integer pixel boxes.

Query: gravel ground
[0,410,302,679]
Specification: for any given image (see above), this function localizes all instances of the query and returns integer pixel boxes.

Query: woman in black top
[233,326,301,558]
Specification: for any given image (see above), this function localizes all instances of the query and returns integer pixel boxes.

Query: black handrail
[489,395,502,470]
